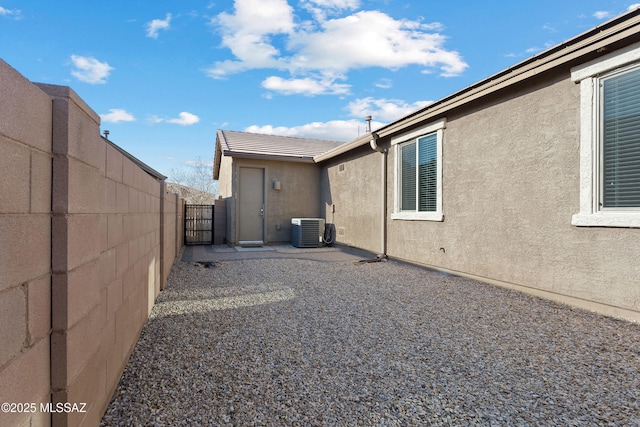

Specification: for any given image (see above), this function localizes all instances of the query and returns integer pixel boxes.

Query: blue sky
[2,0,639,178]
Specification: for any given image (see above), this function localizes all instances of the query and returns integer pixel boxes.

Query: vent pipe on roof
[103,130,110,140]
[365,115,372,133]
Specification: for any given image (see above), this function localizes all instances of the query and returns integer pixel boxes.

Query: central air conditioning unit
[291,218,325,248]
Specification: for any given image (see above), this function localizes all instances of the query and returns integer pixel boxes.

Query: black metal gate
[184,204,214,245]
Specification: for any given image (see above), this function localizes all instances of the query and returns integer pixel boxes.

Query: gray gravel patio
[101,246,640,426]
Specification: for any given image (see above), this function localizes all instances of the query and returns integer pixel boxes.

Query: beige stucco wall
[0,59,184,426]
[218,154,233,198]
[213,199,227,245]
[222,157,322,245]
[218,155,234,243]
[320,145,384,253]
[321,68,640,321]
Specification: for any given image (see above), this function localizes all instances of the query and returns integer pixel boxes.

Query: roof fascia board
[225,151,316,163]
[314,135,371,162]
[213,135,222,180]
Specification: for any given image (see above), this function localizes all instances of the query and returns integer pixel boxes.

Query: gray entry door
[238,167,265,245]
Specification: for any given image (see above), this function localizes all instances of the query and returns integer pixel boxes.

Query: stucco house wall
[318,45,640,321]
[223,157,322,245]
[320,145,384,253]
[217,154,235,243]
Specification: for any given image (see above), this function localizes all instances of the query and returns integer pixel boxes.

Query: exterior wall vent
[291,218,325,248]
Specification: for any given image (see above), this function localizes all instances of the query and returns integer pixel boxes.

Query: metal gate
[184,204,214,245]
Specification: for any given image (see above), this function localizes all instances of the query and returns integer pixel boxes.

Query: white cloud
[70,55,114,84]
[593,11,612,20]
[244,94,435,142]
[261,75,350,95]
[0,6,21,19]
[301,0,360,21]
[289,11,464,75]
[304,0,360,9]
[628,4,640,11]
[147,112,200,125]
[207,2,468,93]
[208,0,294,77]
[146,13,172,39]
[147,115,164,124]
[244,94,434,141]
[100,109,136,123]
[216,0,295,36]
[166,112,200,126]
[347,97,432,122]
[245,119,371,142]
[374,78,393,89]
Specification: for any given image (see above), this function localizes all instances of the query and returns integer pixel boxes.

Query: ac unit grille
[291,218,325,248]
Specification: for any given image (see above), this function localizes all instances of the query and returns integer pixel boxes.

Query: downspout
[369,132,388,258]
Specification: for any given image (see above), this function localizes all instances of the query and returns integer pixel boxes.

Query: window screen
[602,66,640,208]
[400,142,416,210]
[399,133,438,212]
[418,134,438,212]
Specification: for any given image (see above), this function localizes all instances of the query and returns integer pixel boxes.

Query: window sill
[391,212,444,221]
[571,212,640,228]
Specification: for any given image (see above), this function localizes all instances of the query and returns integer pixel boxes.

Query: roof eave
[213,132,223,180]
[314,134,372,162]
[223,150,316,163]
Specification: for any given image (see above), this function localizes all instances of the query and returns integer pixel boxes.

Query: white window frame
[571,42,640,228]
[391,119,445,221]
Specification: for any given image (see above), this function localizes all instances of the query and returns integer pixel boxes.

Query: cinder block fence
[0,59,184,426]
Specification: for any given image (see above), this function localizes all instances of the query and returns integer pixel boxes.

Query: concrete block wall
[0,59,184,426]
[177,198,185,251]
[0,59,54,427]
[42,84,165,426]
[162,188,179,288]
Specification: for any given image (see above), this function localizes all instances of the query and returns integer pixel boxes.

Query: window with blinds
[399,133,438,212]
[570,45,640,227]
[418,134,438,212]
[400,142,416,210]
[601,66,640,209]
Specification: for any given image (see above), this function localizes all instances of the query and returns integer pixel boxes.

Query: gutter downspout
[369,132,388,258]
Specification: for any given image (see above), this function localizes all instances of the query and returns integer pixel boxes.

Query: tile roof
[217,130,344,161]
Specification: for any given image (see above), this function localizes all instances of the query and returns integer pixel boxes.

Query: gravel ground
[101,256,640,426]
